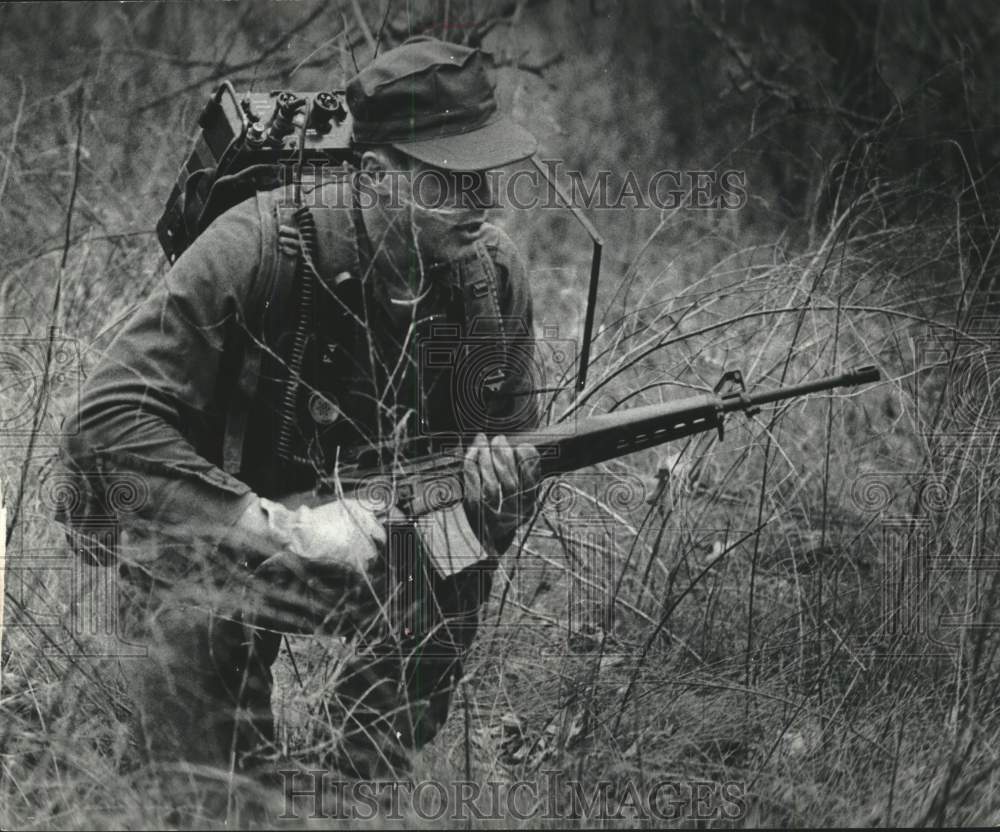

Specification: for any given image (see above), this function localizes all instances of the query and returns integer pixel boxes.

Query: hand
[279,498,387,571]
[252,497,389,633]
[462,433,541,550]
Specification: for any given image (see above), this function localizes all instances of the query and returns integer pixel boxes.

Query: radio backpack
[156,81,355,263]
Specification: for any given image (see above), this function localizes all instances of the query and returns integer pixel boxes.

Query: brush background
[3,0,1000,827]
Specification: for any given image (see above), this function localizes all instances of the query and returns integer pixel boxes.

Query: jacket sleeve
[60,194,280,562]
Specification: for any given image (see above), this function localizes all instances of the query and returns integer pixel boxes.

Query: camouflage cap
[346,36,536,171]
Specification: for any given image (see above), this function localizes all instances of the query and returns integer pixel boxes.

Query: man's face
[401,163,494,263]
[365,151,495,265]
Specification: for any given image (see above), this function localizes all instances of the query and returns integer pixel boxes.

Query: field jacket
[59,179,538,575]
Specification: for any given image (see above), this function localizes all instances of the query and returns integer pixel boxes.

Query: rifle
[288,365,881,576]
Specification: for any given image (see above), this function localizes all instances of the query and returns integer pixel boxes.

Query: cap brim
[391,117,536,171]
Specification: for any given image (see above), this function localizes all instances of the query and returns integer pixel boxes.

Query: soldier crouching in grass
[58,36,542,818]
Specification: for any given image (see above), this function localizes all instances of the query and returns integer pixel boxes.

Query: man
[59,36,542,792]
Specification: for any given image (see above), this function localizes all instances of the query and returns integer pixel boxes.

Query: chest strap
[460,239,510,388]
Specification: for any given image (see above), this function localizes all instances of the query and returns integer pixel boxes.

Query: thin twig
[0,75,25,211]
[6,82,84,551]
[133,5,328,113]
[350,0,377,54]
[287,25,349,81]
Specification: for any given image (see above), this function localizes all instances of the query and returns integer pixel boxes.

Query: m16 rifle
[286,364,881,577]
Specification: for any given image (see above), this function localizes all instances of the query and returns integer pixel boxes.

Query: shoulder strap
[272,206,315,463]
[222,201,303,475]
[459,240,514,392]
[222,187,360,476]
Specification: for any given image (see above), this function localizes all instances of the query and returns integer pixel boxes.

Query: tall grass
[4,0,1000,827]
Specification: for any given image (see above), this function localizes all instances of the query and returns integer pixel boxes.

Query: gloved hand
[263,497,386,567]
[246,497,389,634]
[462,433,541,551]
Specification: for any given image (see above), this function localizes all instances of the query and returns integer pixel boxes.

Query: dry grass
[4,0,1000,828]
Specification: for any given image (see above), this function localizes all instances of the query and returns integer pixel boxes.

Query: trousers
[117,546,493,786]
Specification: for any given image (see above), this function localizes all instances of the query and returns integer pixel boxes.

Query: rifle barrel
[734,365,881,411]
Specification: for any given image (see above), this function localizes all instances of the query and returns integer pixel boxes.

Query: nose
[459,171,496,211]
